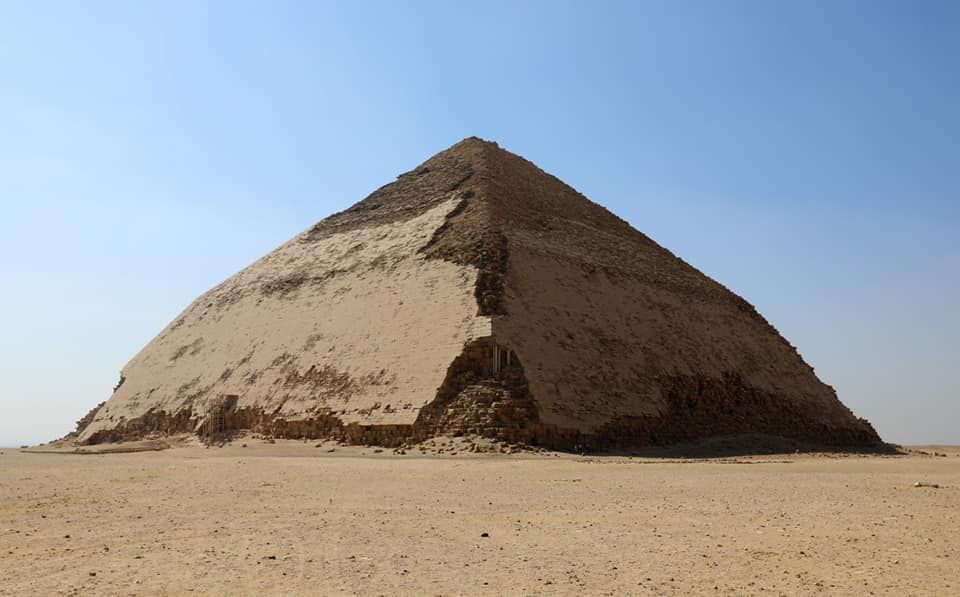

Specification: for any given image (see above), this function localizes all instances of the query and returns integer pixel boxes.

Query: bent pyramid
[76,138,882,450]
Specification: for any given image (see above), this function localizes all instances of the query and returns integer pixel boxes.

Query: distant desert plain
[1,437,958,596]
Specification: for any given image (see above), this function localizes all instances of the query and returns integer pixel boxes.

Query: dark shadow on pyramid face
[585,372,894,456]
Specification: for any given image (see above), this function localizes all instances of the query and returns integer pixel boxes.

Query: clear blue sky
[1,1,957,447]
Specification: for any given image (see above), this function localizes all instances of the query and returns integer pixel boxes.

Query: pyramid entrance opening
[492,343,513,375]
[199,394,238,441]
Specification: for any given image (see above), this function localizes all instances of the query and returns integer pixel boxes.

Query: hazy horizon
[1,1,957,447]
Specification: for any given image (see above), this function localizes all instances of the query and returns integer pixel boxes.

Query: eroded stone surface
[76,137,883,451]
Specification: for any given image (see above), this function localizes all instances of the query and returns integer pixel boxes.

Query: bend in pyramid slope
[76,137,882,450]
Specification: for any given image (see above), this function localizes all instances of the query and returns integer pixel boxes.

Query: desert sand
[2,440,957,596]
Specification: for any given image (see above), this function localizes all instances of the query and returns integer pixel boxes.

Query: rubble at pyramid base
[77,403,884,453]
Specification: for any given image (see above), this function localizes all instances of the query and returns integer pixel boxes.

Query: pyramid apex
[444,136,502,153]
[456,135,497,145]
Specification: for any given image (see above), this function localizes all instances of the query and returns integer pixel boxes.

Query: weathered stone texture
[76,138,882,451]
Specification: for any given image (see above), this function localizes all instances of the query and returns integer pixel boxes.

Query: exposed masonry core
[414,338,538,438]
[418,196,510,316]
[303,146,510,317]
[58,401,106,443]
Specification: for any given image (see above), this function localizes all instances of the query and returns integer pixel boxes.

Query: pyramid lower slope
[76,138,882,450]
[79,195,490,443]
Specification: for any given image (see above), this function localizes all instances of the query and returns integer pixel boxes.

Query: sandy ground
[1,440,958,596]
